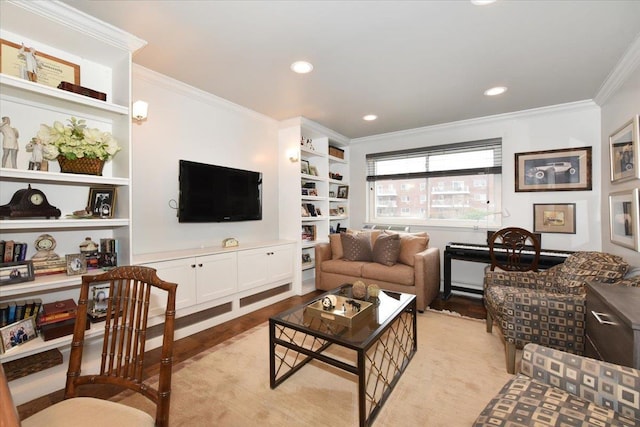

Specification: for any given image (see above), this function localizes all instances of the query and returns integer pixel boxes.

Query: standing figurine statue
[18,43,42,82]
[26,137,44,170]
[1,116,19,169]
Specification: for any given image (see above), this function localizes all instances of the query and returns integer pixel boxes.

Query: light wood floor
[16,291,485,420]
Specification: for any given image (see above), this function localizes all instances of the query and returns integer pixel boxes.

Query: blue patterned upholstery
[474,344,640,426]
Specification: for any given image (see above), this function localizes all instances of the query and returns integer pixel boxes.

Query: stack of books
[0,299,42,327]
[0,240,28,263]
[33,259,67,276]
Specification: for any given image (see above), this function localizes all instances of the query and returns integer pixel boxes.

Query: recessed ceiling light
[471,0,497,5]
[484,86,507,96]
[363,114,377,121]
[290,61,313,74]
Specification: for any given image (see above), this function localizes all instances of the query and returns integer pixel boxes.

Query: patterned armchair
[474,343,640,426]
[484,251,630,373]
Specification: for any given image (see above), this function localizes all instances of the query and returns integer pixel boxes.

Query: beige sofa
[314,230,440,311]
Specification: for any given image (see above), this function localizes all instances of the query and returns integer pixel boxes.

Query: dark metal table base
[269,300,417,427]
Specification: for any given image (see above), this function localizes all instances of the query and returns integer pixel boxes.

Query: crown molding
[594,33,640,106]
[133,65,276,125]
[7,0,147,53]
[351,100,598,144]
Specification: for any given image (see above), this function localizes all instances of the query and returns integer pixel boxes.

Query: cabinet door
[269,245,294,283]
[196,252,237,303]
[144,258,197,318]
[237,249,269,291]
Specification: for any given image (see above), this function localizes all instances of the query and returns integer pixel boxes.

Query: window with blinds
[366,138,503,227]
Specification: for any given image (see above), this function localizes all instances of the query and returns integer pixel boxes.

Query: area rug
[114,310,514,426]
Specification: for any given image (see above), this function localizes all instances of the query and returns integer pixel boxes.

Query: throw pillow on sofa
[372,233,401,266]
[341,232,373,261]
[330,230,381,260]
[384,231,429,266]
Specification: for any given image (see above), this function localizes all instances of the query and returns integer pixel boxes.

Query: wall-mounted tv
[178,160,262,223]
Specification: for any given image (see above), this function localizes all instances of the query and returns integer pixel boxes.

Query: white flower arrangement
[38,117,121,161]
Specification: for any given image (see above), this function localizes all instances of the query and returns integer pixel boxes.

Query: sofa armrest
[500,291,585,353]
[413,247,440,310]
[314,243,332,289]
[521,343,640,421]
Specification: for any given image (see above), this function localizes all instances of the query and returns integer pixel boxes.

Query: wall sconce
[132,100,148,122]
[286,148,299,163]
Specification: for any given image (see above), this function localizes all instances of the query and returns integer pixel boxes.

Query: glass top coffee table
[269,285,417,427]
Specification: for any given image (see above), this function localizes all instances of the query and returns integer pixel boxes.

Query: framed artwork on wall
[533,203,576,234]
[609,188,640,251]
[609,115,639,183]
[515,146,592,192]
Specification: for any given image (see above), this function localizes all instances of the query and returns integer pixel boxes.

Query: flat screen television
[178,160,262,223]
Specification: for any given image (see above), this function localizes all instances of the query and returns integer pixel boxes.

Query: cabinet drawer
[586,291,633,368]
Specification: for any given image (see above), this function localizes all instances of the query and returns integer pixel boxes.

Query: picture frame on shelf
[609,115,639,183]
[515,146,592,192]
[533,203,576,234]
[308,188,318,196]
[329,191,336,198]
[302,224,316,241]
[88,283,110,319]
[88,187,116,218]
[0,260,35,285]
[609,188,640,251]
[337,185,349,199]
[65,253,87,276]
[0,316,37,353]
[301,253,312,265]
[338,206,346,215]
[309,165,318,176]
[0,38,80,88]
[301,159,310,175]
[330,208,340,216]
[301,204,310,217]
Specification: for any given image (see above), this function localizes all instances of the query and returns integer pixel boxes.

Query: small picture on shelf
[301,205,310,217]
[306,203,317,216]
[88,187,116,218]
[0,261,35,285]
[330,208,340,216]
[89,283,110,319]
[302,224,316,241]
[329,191,336,198]
[301,160,310,175]
[338,206,346,215]
[309,166,318,176]
[98,252,118,269]
[0,316,37,354]
[308,188,318,196]
[337,185,349,199]
[302,253,312,265]
[65,253,87,276]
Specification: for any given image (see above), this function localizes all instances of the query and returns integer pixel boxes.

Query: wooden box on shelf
[329,146,344,159]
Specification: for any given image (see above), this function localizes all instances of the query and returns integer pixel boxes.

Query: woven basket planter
[57,156,105,176]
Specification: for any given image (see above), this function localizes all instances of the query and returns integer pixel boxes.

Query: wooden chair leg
[505,342,516,374]
[485,311,493,333]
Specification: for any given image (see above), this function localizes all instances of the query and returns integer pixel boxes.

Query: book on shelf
[100,238,117,253]
[3,240,14,263]
[39,299,77,326]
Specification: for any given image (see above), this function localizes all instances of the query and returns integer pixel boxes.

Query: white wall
[600,62,640,267]
[349,102,603,291]
[131,65,280,255]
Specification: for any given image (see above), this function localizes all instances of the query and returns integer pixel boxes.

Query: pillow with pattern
[372,233,401,266]
[341,232,373,262]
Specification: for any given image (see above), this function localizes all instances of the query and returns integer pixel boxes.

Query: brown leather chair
[22,266,178,427]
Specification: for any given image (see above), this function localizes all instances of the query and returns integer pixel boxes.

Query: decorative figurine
[352,280,367,299]
[1,116,19,169]
[18,43,42,82]
[25,137,44,170]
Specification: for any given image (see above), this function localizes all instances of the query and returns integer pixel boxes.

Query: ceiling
[62,0,640,139]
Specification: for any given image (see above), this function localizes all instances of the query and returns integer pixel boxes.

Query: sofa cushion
[362,262,414,286]
[341,232,373,261]
[372,233,401,266]
[329,234,344,260]
[321,259,366,277]
[331,230,381,260]
[473,374,636,427]
[384,231,428,266]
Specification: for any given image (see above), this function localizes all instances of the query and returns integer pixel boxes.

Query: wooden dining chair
[21,266,178,427]
[488,227,541,272]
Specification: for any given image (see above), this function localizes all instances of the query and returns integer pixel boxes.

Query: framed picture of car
[515,146,592,192]
[609,115,639,183]
[533,203,576,234]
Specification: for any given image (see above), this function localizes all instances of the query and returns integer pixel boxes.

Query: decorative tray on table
[304,295,373,328]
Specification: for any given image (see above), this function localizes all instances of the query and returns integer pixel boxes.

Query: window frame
[366,138,503,228]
